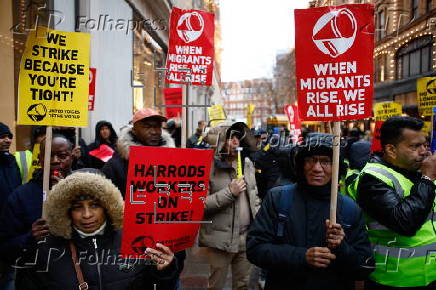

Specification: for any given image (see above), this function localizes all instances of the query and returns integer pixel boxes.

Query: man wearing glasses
[247,132,373,290]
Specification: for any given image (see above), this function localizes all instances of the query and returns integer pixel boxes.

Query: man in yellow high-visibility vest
[354,116,436,289]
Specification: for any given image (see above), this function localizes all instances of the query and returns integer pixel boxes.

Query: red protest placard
[88,68,96,111]
[165,7,214,86]
[121,147,214,257]
[295,4,374,121]
[284,104,302,138]
[164,88,182,119]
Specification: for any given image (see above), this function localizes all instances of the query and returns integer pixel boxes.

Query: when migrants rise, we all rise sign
[165,7,214,86]
[294,4,374,121]
[17,27,90,127]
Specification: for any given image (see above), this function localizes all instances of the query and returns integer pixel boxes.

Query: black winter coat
[15,228,177,290]
[247,184,374,290]
[0,152,21,211]
[0,172,42,264]
[356,156,436,237]
[101,153,128,194]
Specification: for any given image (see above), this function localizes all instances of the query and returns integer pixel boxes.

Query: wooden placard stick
[329,121,341,224]
[42,126,52,219]
[182,85,188,149]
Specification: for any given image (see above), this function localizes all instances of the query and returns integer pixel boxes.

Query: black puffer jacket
[16,228,176,290]
[356,155,436,236]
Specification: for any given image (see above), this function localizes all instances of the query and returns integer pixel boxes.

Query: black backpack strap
[274,184,296,238]
[338,194,359,228]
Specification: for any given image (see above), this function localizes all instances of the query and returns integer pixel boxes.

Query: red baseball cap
[132,108,167,124]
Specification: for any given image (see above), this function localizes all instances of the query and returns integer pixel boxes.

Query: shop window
[396,36,433,79]
[132,11,165,112]
[426,0,433,13]
[377,9,386,41]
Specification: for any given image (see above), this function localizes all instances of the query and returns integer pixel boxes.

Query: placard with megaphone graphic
[295,4,374,122]
[312,8,357,58]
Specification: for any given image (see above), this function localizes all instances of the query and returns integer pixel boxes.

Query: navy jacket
[247,184,374,290]
[0,152,21,211]
[0,171,42,264]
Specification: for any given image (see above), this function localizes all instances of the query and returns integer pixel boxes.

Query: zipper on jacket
[92,238,103,290]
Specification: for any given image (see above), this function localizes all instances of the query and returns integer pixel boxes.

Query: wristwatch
[421,175,434,182]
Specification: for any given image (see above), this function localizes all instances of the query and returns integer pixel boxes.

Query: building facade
[0,0,223,150]
[272,50,297,114]
[373,0,435,106]
[222,79,273,128]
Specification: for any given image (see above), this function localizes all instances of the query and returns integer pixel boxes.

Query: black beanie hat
[294,132,347,183]
[0,123,12,138]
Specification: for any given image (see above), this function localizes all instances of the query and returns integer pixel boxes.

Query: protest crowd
[0,1,435,290]
[0,107,435,290]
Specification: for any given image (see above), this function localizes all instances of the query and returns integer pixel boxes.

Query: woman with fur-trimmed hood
[15,171,176,290]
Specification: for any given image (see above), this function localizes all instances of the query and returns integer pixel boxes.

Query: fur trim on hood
[46,172,124,239]
[116,125,175,160]
[203,121,258,155]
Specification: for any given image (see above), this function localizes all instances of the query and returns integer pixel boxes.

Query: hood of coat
[203,121,258,157]
[295,132,347,183]
[116,125,175,160]
[46,172,124,239]
[93,120,118,147]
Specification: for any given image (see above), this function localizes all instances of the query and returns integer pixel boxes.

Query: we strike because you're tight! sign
[295,4,374,121]
[18,27,90,127]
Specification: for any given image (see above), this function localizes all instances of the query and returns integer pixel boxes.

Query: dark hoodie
[87,121,118,169]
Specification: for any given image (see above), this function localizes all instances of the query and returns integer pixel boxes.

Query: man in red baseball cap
[102,107,174,195]
[102,108,182,290]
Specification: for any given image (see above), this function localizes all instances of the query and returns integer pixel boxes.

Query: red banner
[88,68,96,111]
[295,4,374,121]
[371,120,383,152]
[121,147,214,257]
[284,105,302,138]
[164,88,182,119]
[165,7,215,86]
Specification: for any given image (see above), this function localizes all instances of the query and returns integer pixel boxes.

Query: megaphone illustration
[312,8,357,58]
[177,12,205,43]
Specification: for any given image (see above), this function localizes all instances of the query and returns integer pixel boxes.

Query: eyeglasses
[304,156,332,168]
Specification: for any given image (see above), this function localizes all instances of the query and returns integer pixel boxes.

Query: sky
[220,0,311,82]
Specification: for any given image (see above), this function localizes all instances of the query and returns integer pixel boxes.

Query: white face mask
[74,221,107,238]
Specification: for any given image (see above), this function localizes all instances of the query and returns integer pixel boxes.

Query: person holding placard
[200,122,260,290]
[353,116,436,289]
[0,135,73,267]
[247,133,374,290]
[14,171,176,290]
[101,108,184,289]
[0,123,21,290]
[102,108,175,195]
